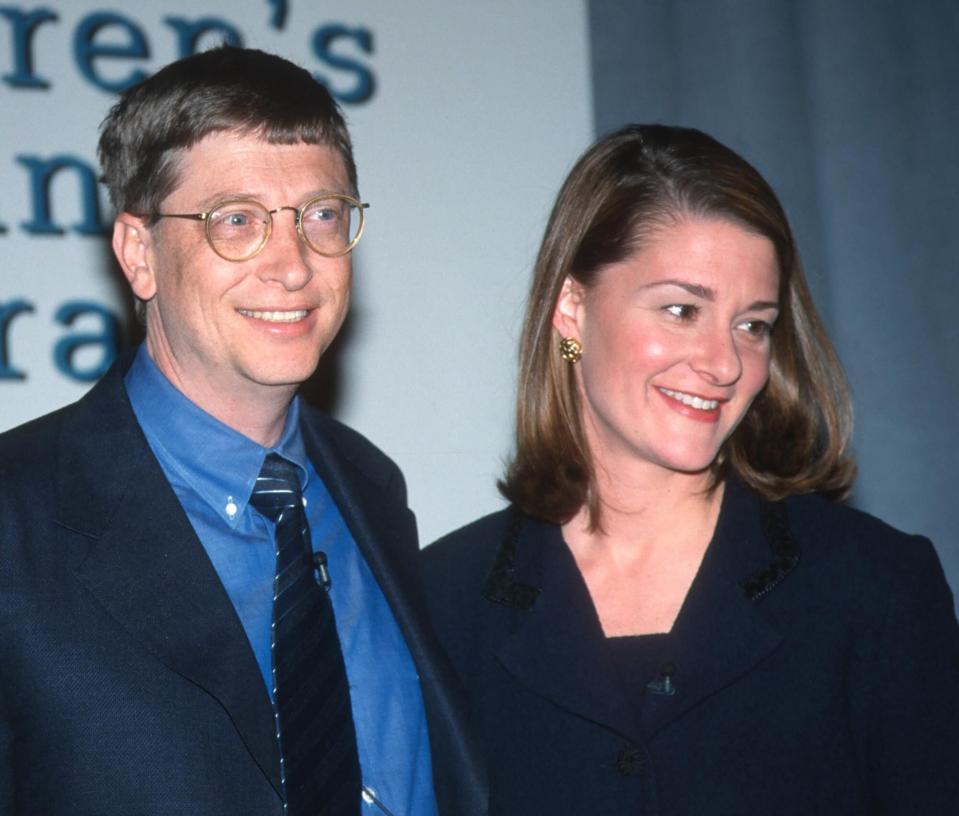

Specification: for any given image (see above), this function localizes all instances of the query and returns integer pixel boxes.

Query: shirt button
[302,496,308,508]
[225,498,238,517]
[615,743,647,776]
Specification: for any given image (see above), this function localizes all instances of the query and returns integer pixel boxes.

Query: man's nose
[257,207,314,290]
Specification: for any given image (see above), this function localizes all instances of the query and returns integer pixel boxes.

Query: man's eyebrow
[205,191,262,206]
[641,278,779,310]
[192,188,350,209]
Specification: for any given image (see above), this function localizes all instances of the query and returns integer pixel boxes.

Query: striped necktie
[250,453,361,815]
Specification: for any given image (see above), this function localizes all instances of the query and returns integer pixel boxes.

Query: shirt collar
[124,344,310,529]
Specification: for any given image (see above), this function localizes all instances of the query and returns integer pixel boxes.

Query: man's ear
[112,213,157,302]
[552,275,586,340]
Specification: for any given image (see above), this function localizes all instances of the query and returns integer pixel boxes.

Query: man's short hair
[98,46,357,218]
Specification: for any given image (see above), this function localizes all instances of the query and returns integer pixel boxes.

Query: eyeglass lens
[207,197,361,260]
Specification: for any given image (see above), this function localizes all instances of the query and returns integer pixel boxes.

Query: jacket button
[615,743,647,776]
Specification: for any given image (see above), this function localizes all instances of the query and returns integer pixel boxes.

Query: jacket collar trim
[485,493,800,609]
[482,508,541,610]
[739,499,800,600]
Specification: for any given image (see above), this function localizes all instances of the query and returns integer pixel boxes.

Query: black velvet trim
[739,500,800,601]
[484,501,799,607]
[481,509,541,610]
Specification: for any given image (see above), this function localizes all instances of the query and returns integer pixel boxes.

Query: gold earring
[559,337,583,363]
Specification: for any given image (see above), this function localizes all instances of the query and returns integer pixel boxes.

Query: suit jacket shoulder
[299,404,405,495]
[779,490,956,636]
[0,399,72,497]
[0,360,288,814]
[424,508,513,593]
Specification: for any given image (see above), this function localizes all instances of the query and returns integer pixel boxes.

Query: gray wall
[588,0,959,604]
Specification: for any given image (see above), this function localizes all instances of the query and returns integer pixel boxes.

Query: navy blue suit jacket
[0,358,485,816]
[423,478,959,815]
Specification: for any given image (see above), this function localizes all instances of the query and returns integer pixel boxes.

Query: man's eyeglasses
[145,194,369,262]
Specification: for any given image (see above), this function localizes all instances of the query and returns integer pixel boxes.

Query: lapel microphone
[646,661,677,696]
[312,551,332,591]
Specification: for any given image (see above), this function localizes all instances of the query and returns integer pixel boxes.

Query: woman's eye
[664,304,699,321]
[739,319,772,337]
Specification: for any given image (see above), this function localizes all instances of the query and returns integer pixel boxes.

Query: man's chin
[246,361,321,391]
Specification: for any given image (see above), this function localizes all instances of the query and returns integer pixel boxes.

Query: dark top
[607,634,672,730]
[422,477,959,815]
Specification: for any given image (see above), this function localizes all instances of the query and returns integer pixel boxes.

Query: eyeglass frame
[141,193,370,262]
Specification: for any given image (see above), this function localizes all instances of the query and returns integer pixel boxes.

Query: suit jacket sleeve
[0,681,11,812]
[850,533,959,811]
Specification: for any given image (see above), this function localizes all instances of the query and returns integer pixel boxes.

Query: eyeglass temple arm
[150,212,209,222]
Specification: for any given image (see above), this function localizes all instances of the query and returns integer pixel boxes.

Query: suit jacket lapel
[640,480,788,737]
[641,553,783,737]
[300,413,488,816]
[492,519,641,742]
[55,364,282,795]
[300,416,409,596]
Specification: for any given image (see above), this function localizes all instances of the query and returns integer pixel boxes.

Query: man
[0,47,483,816]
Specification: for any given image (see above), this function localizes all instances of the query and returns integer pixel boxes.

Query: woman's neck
[561,470,725,637]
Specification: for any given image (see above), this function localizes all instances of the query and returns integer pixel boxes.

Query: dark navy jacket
[423,478,959,815]
[0,357,485,816]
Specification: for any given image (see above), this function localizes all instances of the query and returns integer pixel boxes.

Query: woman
[422,125,959,815]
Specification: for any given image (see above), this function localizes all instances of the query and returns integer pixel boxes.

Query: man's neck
[194,389,295,448]
[145,344,297,448]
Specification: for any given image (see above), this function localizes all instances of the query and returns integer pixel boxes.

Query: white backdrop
[0,0,593,543]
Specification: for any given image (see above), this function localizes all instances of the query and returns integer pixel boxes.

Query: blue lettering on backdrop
[164,16,242,58]
[73,11,149,93]
[16,154,107,236]
[267,0,288,31]
[53,301,119,381]
[0,299,121,382]
[1,6,377,101]
[0,299,34,380]
[313,24,375,104]
[0,5,58,88]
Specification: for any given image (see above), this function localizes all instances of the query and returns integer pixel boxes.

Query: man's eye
[211,209,259,230]
[304,204,343,226]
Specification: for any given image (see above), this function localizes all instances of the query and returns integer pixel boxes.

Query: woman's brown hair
[500,124,856,527]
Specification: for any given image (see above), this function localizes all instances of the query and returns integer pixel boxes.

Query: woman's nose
[690,326,743,386]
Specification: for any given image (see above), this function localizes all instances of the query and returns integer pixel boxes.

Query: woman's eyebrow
[641,279,779,311]
[640,279,715,299]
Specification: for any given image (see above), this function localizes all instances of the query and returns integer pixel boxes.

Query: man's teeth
[659,388,719,411]
[238,309,308,322]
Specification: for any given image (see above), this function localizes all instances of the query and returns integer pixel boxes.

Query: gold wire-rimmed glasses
[146,193,369,262]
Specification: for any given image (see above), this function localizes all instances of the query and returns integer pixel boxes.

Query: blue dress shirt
[125,346,437,816]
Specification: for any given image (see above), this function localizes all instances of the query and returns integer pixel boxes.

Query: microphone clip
[312,551,332,591]
[646,661,677,696]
